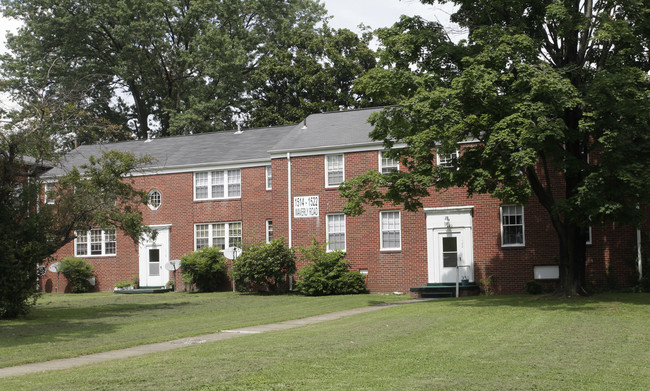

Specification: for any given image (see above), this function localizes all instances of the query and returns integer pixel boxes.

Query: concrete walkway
[0,299,431,379]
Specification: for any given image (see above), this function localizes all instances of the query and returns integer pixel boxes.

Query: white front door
[426,207,474,284]
[139,226,170,287]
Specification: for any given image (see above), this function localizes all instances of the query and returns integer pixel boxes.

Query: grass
[1,294,649,390]
[0,291,405,368]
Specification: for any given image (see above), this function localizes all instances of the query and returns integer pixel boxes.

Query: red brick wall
[43,150,640,294]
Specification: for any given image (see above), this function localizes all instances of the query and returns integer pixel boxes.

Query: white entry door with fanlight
[139,225,170,287]
[426,207,474,284]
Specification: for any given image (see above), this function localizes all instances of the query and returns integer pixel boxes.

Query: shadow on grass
[0,300,200,349]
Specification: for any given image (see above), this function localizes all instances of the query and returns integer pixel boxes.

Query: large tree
[342,1,650,295]
[1,91,154,318]
[0,0,329,139]
[247,26,377,127]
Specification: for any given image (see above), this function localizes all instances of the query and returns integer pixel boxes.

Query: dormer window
[148,189,161,210]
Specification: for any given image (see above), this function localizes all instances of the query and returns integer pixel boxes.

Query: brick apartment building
[40,108,644,294]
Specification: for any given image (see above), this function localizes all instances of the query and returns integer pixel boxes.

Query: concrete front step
[114,286,172,294]
[410,283,480,298]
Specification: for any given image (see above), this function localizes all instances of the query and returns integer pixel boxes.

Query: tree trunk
[557,221,588,296]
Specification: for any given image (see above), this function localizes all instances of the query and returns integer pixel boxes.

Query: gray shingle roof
[44,108,384,178]
[44,125,294,178]
[270,107,382,153]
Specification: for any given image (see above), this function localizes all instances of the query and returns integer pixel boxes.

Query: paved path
[0,299,431,379]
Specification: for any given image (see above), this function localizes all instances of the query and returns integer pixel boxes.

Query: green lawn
[1,293,649,390]
[0,292,405,368]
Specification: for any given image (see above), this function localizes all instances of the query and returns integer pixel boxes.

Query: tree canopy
[0,93,154,318]
[0,0,376,140]
[343,0,650,295]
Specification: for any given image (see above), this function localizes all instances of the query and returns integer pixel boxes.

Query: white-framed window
[74,228,117,256]
[194,222,242,250]
[194,169,241,200]
[437,150,459,171]
[266,219,273,243]
[148,189,161,210]
[379,151,399,174]
[265,166,272,190]
[44,182,55,204]
[325,154,344,187]
[501,205,525,246]
[380,211,401,251]
[326,214,346,251]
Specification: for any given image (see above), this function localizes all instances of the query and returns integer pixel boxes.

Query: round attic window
[148,189,161,210]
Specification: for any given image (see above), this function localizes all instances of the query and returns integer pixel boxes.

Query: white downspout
[287,152,293,290]
[637,228,643,281]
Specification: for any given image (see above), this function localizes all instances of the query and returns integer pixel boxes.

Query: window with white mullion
[326,214,346,251]
[194,169,241,200]
[437,150,459,171]
[195,222,243,250]
[325,154,344,187]
[266,220,273,243]
[74,229,116,256]
[266,166,272,190]
[380,211,401,251]
[379,151,399,174]
[501,205,525,246]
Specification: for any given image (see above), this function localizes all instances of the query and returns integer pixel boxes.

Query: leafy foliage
[345,1,650,295]
[296,239,367,296]
[0,0,369,138]
[0,115,153,317]
[180,247,228,292]
[231,239,296,293]
[59,257,95,293]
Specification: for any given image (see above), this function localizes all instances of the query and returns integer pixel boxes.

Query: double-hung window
[380,211,401,251]
[195,222,243,250]
[194,169,241,200]
[379,151,399,174]
[325,154,344,187]
[501,205,525,246]
[44,182,55,204]
[266,166,272,190]
[437,150,459,171]
[326,214,346,251]
[75,229,117,256]
[266,220,273,243]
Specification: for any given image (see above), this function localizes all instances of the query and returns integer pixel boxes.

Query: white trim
[269,142,408,159]
[194,221,243,251]
[265,166,272,190]
[193,169,241,201]
[265,220,273,243]
[380,210,402,251]
[326,213,346,252]
[500,205,525,247]
[127,159,271,177]
[424,206,475,213]
[436,150,460,170]
[325,154,345,188]
[74,228,117,257]
[147,189,162,210]
[378,151,399,174]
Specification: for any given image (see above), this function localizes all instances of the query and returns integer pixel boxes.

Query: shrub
[296,239,367,296]
[231,239,295,292]
[524,280,543,295]
[181,247,228,292]
[114,280,133,288]
[59,257,94,293]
